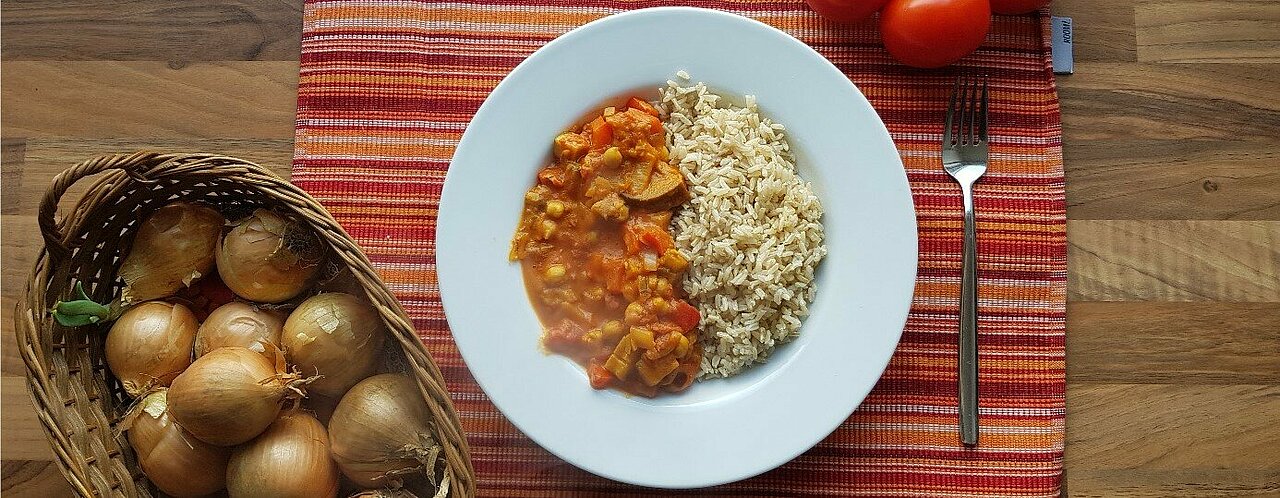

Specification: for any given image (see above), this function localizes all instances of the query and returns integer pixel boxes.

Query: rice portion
[658,73,827,379]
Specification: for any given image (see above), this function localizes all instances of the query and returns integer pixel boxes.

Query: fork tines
[944,76,989,148]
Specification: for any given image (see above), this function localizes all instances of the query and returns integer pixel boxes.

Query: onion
[329,374,447,493]
[282,293,386,398]
[194,301,284,358]
[120,202,225,304]
[106,301,197,396]
[168,347,305,446]
[227,410,339,498]
[217,209,323,303]
[641,250,659,271]
[350,490,421,498]
[124,389,230,497]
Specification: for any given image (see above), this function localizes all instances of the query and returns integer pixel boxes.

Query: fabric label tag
[1051,16,1074,74]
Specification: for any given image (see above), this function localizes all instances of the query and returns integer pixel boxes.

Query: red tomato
[671,301,700,332]
[626,96,659,117]
[880,0,991,69]
[991,0,1051,14]
[588,360,614,389]
[622,217,674,254]
[804,0,890,24]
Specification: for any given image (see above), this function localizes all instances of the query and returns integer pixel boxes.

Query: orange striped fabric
[292,1,1065,495]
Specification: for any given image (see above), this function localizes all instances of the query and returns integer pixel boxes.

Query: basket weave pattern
[14,152,476,497]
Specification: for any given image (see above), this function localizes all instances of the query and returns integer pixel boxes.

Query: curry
[510,97,701,397]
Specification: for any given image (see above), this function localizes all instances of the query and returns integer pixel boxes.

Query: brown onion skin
[127,390,231,498]
[227,410,339,498]
[194,301,284,358]
[329,374,436,488]
[168,347,293,446]
[282,293,386,398]
[216,209,321,303]
[106,301,197,396]
[119,202,225,304]
[349,490,420,498]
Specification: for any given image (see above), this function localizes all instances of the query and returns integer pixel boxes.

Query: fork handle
[959,185,979,446]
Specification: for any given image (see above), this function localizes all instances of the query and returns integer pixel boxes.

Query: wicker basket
[14,152,476,497]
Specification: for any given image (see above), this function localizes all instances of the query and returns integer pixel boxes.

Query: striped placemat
[291,1,1066,495]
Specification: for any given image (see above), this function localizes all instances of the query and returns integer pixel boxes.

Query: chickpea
[602,320,625,341]
[654,278,673,297]
[624,301,646,325]
[539,219,556,240]
[650,296,668,313]
[544,264,567,284]
[545,200,566,218]
[581,328,603,347]
[602,147,623,168]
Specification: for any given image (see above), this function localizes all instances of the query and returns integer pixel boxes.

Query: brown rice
[658,72,827,379]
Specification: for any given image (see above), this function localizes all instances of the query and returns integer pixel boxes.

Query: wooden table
[2,2,1277,496]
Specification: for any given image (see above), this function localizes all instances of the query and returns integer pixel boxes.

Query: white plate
[438,7,916,489]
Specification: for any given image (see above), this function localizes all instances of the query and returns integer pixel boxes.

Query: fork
[943,75,988,447]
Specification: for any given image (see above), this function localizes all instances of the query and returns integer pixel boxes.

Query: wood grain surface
[2,1,1278,496]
